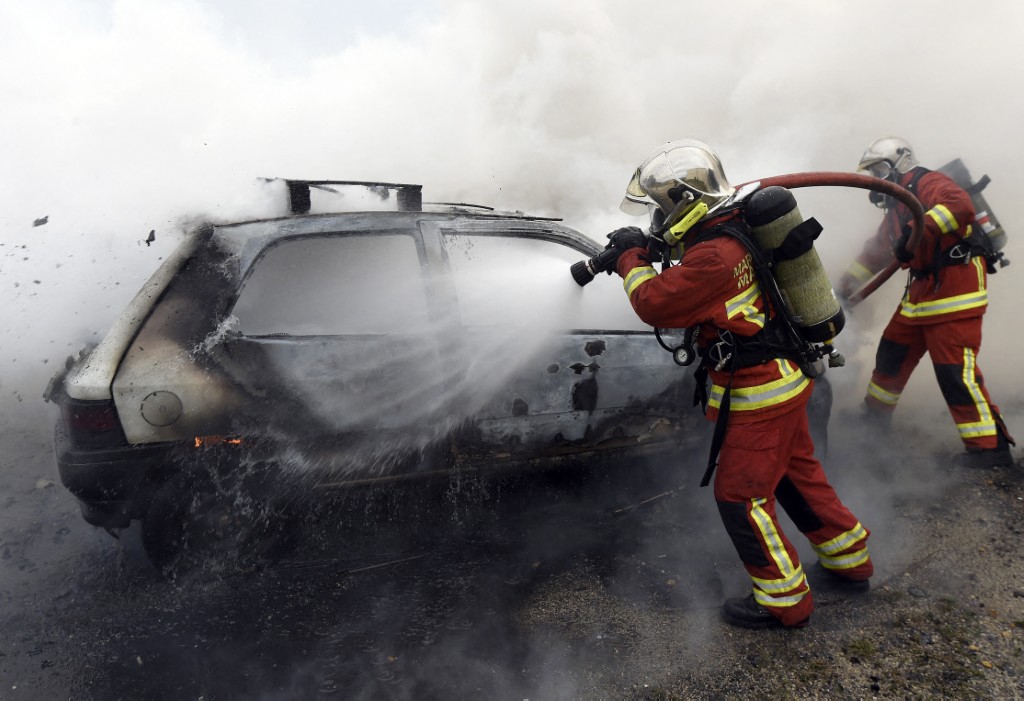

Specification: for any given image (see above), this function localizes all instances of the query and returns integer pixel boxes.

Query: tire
[141,468,297,579]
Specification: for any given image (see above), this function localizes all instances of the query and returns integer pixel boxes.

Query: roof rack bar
[396,187,422,212]
[286,181,312,215]
[282,179,423,214]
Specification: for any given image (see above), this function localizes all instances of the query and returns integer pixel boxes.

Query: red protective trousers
[865,309,1007,450]
[713,390,873,627]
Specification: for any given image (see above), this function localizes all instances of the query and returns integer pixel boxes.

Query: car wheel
[141,468,297,579]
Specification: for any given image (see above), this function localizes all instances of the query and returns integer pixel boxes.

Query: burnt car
[45,179,719,575]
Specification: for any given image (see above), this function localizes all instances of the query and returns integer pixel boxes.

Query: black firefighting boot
[953,430,1014,469]
[721,594,809,630]
[858,403,893,432]
[808,562,871,595]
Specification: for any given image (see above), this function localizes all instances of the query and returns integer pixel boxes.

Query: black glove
[606,226,648,253]
[893,224,915,263]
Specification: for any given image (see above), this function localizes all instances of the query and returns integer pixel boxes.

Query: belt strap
[699,371,733,488]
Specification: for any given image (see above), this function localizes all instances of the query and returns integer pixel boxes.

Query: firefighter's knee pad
[875,337,909,377]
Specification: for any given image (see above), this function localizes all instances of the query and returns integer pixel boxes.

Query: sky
[2,0,1023,431]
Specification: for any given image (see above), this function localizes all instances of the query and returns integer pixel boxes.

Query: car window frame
[228,228,434,339]
[419,219,651,334]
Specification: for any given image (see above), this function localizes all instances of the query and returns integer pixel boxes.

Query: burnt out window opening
[440,231,648,332]
[130,234,239,351]
[231,233,431,336]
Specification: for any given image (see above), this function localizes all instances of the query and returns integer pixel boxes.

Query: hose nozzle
[570,247,621,287]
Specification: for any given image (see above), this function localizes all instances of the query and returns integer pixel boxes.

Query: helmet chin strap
[892,147,912,175]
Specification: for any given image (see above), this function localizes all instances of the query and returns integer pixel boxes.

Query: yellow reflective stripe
[847,261,874,283]
[708,359,810,411]
[725,283,766,329]
[963,223,973,240]
[900,288,988,318]
[926,204,958,234]
[866,381,900,406]
[973,256,986,288]
[959,348,996,438]
[753,587,806,608]
[813,521,869,571]
[813,522,868,556]
[958,421,997,439]
[750,497,798,577]
[726,283,760,316]
[748,497,808,608]
[818,547,870,571]
[751,566,806,594]
[623,266,657,296]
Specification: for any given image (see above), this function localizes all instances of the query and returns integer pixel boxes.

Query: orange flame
[193,435,244,448]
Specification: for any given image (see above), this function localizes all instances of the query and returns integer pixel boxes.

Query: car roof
[63,181,603,401]
[211,178,601,255]
[211,203,600,272]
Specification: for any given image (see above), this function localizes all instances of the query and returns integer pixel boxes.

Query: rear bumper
[55,425,176,528]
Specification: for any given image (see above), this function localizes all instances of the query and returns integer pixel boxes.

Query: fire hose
[751,172,925,305]
[571,172,925,307]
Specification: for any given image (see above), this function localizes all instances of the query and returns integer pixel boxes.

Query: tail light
[61,398,128,449]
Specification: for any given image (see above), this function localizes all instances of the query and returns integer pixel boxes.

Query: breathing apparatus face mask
[866,161,895,181]
[861,159,897,208]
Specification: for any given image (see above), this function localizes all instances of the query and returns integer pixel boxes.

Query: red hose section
[745,172,925,305]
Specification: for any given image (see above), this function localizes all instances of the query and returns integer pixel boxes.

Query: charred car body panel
[48,186,706,545]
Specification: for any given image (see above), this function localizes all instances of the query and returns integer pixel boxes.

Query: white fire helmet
[857,136,919,181]
[620,139,734,222]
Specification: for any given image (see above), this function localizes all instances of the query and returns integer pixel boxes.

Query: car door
[214,230,454,459]
[422,220,695,457]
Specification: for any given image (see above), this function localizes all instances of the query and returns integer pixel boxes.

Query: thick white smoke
[3,4,1022,693]
[2,0,1022,435]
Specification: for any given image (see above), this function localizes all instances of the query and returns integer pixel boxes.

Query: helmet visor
[620,167,655,215]
[859,160,894,180]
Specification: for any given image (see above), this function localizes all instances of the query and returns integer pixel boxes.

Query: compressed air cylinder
[972,192,1008,253]
[746,186,845,343]
[938,158,1007,252]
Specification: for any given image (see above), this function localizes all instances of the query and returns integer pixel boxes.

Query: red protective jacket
[843,168,987,324]
[616,222,811,424]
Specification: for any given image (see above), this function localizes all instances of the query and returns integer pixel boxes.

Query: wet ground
[0,421,731,700]
[5,404,1024,700]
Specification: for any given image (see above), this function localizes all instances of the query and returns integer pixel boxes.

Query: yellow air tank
[937,158,1007,254]
[745,186,845,343]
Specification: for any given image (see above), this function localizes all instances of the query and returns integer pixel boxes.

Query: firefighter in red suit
[607,139,873,629]
[837,137,1015,468]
